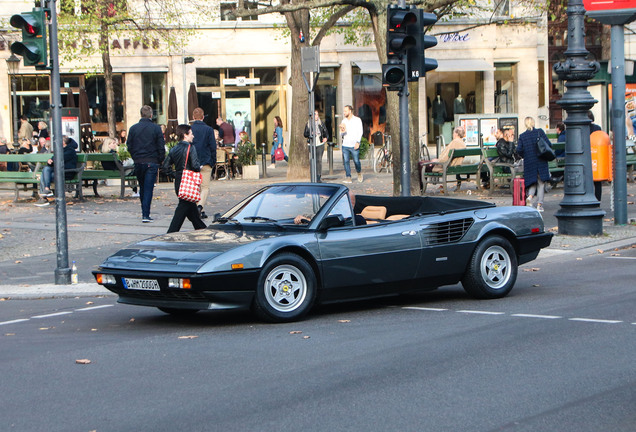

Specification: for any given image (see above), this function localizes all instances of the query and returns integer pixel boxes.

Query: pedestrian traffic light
[382,63,406,91]
[10,8,48,69]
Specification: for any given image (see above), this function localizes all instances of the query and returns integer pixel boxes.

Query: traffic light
[383,6,418,91]
[10,8,48,69]
[414,12,438,79]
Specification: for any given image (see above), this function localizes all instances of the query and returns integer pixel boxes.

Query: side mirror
[318,214,345,231]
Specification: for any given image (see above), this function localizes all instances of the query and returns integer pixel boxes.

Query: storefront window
[226,68,250,79]
[494,63,516,114]
[142,72,167,125]
[86,74,124,125]
[352,68,386,141]
[197,69,221,87]
[254,68,278,85]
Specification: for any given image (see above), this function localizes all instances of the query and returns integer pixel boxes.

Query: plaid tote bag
[177,144,202,202]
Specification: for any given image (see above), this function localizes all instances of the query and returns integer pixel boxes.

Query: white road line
[0,319,30,326]
[457,310,505,315]
[511,313,562,319]
[75,305,114,312]
[569,318,623,324]
[403,307,448,312]
[605,256,636,260]
[31,311,73,319]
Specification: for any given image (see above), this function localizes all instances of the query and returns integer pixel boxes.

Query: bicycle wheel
[374,151,385,173]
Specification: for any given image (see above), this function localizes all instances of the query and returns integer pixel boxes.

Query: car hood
[98,225,283,272]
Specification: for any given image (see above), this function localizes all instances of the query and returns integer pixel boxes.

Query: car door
[316,220,422,301]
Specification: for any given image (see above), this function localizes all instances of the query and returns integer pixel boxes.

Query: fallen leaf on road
[91,329,98,332]
[5,333,15,336]
[562,244,570,248]
[14,260,22,264]
[628,201,634,205]
[39,327,49,330]
[129,318,135,322]
[597,249,604,254]
[522,268,541,272]
[86,301,94,305]
[75,359,91,364]
[289,330,302,334]
[532,284,540,287]
[337,320,351,323]
[576,258,583,260]
[611,253,620,256]
[303,336,310,339]
[0,298,5,301]
[178,335,198,339]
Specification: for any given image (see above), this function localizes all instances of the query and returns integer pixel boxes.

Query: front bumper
[93,268,260,311]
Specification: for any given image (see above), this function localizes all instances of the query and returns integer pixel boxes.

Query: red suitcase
[513,178,526,206]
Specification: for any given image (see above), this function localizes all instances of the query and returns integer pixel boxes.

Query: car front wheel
[253,253,317,323]
[462,235,517,299]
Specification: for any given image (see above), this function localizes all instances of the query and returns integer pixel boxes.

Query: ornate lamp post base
[553,0,605,236]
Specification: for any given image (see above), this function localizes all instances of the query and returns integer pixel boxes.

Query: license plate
[123,278,160,291]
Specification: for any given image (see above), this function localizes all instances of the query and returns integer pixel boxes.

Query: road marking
[605,256,636,260]
[31,311,73,319]
[403,306,448,312]
[569,318,623,324]
[0,319,30,326]
[511,313,562,319]
[75,305,114,312]
[457,310,505,315]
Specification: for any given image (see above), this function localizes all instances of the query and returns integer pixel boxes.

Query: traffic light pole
[399,56,410,197]
[49,0,71,284]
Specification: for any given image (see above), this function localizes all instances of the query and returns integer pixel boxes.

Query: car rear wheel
[253,253,316,323]
[462,235,517,299]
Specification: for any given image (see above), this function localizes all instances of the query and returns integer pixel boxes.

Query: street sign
[584,0,636,24]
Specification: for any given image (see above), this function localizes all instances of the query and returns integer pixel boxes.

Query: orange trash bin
[590,130,612,182]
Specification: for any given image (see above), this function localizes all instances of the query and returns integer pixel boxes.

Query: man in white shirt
[339,104,364,183]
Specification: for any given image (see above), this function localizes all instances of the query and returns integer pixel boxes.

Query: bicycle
[419,133,431,161]
[374,133,392,173]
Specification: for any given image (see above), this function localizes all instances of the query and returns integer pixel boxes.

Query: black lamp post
[6,53,20,147]
[553,0,605,235]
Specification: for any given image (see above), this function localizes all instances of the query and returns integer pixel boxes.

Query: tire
[461,235,517,299]
[157,307,199,316]
[253,253,317,323]
[374,151,385,173]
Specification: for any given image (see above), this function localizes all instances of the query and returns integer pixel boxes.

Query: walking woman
[162,124,207,233]
[516,116,551,212]
[270,115,288,167]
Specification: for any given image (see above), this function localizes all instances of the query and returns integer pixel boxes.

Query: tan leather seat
[360,206,387,221]
[386,214,409,221]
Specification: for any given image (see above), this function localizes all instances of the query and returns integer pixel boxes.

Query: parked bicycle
[374,133,392,173]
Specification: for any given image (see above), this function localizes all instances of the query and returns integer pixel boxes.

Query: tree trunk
[285,10,311,180]
[100,10,116,139]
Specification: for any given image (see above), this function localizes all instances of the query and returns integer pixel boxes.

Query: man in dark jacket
[191,108,216,219]
[127,105,165,223]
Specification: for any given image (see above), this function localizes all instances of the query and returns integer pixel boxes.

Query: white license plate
[123,278,160,291]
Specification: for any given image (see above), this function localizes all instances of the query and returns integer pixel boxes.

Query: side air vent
[423,218,474,245]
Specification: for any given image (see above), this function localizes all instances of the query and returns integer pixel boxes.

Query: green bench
[83,153,137,198]
[479,147,521,192]
[0,153,86,201]
[421,147,484,195]
[547,142,566,181]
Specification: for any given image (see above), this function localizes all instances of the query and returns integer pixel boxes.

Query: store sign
[111,39,160,50]
[439,32,470,43]
[223,77,261,86]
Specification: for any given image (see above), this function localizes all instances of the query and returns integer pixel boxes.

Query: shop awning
[435,59,495,72]
[352,61,382,74]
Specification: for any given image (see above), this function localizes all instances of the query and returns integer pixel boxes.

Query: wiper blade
[244,216,279,223]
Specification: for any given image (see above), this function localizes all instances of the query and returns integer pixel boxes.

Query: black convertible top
[354,195,495,218]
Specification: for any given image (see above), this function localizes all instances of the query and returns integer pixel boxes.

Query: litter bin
[590,130,612,201]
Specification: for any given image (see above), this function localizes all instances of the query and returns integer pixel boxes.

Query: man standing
[18,116,33,142]
[216,117,235,146]
[339,104,364,183]
[127,105,165,223]
[191,107,216,219]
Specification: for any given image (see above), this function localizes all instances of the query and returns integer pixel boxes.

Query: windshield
[222,185,338,225]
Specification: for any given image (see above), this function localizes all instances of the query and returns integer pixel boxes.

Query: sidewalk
[1,157,634,299]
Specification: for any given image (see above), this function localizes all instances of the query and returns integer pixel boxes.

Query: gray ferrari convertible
[93,183,552,322]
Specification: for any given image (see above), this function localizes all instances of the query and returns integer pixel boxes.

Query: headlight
[168,278,191,289]
[96,274,116,285]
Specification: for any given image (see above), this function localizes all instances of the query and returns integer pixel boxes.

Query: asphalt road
[1,246,635,432]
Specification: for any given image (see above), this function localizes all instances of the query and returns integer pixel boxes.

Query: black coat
[127,118,166,164]
[303,121,329,145]
[162,142,201,192]
[517,128,551,186]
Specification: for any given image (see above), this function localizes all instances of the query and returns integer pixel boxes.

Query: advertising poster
[225,98,251,145]
[608,84,636,136]
[60,108,80,148]
[480,118,498,146]
[460,118,479,146]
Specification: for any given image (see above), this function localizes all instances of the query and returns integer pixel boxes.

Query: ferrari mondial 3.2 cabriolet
[94,183,552,322]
